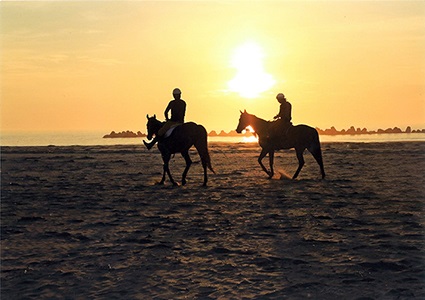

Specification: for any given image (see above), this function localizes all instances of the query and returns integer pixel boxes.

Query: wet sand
[1,142,424,299]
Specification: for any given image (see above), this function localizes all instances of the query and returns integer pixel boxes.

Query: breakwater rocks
[103,126,424,139]
[315,126,425,135]
[103,131,146,138]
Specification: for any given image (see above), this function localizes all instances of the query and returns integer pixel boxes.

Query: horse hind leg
[308,145,326,179]
[293,148,305,179]
[198,145,215,175]
[196,147,211,186]
[194,129,214,186]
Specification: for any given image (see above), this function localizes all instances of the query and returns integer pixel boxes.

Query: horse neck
[249,115,270,136]
[152,119,164,133]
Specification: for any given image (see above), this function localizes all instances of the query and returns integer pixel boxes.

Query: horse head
[146,114,162,140]
[236,109,250,133]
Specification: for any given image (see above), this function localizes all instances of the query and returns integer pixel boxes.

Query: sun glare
[246,125,255,133]
[228,41,276,99]
[241,125,258,143]
[242,135,259,143]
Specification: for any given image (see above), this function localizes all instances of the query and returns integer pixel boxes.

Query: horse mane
[246,113,272,134]
[247,112,273,124]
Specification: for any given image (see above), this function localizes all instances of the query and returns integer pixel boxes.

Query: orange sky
[1,1,424,133]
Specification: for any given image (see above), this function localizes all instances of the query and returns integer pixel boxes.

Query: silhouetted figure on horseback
[145,114,214,186]
[269,93,293,146]
[144,88,214,186]
[236,109,325,180]
[144,88,186,150]
[274,93,292,123]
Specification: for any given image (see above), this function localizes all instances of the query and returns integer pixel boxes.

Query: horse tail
[194,125,215,174]
[309,129,325,179]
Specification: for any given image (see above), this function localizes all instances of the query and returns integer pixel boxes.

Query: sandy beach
[1,141,424,299]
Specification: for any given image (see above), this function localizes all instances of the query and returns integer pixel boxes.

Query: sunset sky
[1,1,424,133]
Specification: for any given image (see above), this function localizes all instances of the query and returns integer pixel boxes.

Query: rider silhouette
[273,93,292,139]
[144,88,186,150]
[274,93,291,122]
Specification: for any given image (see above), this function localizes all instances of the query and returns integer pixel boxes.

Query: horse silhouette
[146,115,215,186]
[236,110,325,179]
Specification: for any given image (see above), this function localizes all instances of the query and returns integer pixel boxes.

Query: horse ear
[244,109,247,113]
[240,110,243,114]
[146,114,149,119]
[153,114,156,119]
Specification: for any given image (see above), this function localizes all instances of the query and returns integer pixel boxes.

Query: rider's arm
[274,104,283,119]
[164,102,172,121]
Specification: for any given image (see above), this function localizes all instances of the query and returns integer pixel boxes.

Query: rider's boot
[143,137,158,150]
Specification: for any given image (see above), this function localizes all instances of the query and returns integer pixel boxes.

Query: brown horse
[146,115,215,186]
[236,110,325,179]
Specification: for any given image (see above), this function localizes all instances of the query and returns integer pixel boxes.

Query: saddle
[164,124,180,138]
[158,121,182,138]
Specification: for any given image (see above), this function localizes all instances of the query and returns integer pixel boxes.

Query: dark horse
[236,110,325,179]
[145,115,214,186]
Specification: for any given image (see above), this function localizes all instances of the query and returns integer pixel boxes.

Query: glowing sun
[228,41,276,98]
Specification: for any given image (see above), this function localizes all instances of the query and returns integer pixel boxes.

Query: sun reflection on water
[241,135,258,143]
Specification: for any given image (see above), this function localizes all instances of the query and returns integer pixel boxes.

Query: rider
[273,93,292,138]
[144,88,186,150]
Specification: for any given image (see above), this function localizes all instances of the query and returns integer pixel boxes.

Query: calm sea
[1,131,425,147]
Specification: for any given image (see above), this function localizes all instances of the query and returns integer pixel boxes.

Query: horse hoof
[182,180,187,186]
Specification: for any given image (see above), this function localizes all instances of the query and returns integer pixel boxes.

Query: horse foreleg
[181,151,192,186]
[293,148,305,179]
[159,162,167,185]
[161,152,178,186]
[258,148,272,178]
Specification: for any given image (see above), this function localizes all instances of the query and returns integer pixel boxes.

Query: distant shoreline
[103,126,425,138]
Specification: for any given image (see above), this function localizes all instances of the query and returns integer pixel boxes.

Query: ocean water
[1,131,425,147]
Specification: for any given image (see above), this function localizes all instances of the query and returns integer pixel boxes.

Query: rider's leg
[281,122,292,140]
[144,121,173,150]
[144,136,158,150]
